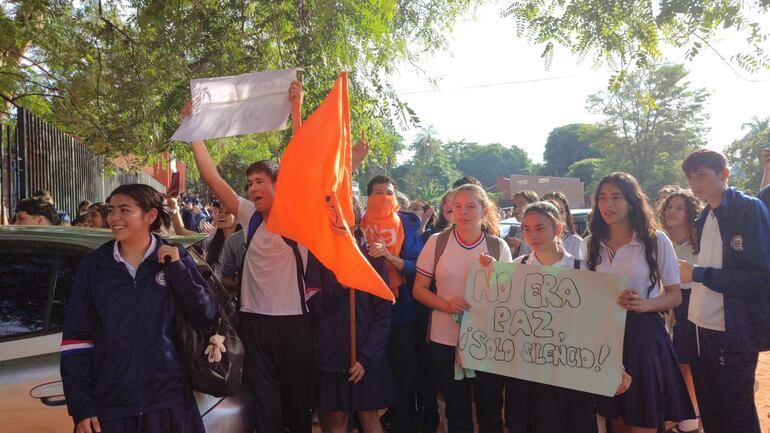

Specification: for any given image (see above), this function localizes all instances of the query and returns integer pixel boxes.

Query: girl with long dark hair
[203,200,242,278]
[582,173,694,433]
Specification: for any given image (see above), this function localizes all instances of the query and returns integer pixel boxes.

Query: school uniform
[61,235,217,432]
[307,241,397,414]
[385,210,424,433]
[416,225,449,433]
[504,251,598,433]
[236,197,313,433]
[416,228,512,433]
[563,233,583,258]
[580,231,694,429]
[687,187,770,433]
[672,240,698,364]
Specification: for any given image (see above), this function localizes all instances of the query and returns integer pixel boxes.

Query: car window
[0,255,55,338]
[0,241,85,340]
[48,255,81,331]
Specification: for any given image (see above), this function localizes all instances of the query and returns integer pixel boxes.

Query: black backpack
[163,242,244,397]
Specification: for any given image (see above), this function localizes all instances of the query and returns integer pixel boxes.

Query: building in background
[496,175,585,209]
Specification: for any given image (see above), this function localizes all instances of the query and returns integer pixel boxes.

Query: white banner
[171,68,301,141]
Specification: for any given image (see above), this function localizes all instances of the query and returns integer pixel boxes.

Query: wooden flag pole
[350,287,357,368]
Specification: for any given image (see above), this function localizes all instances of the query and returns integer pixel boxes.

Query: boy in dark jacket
[361,175,423,433]
[679,149,770,433]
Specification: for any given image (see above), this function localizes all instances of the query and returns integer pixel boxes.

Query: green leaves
[586,64,709,196]
[505,0,770,88]
[3,0,476,171]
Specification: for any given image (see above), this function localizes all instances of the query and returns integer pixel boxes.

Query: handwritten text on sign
[457,262,627,397]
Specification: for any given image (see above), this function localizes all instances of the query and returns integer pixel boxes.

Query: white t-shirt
[416,228,512,346]
[514,249,582,269]
[237,197,309,316]
[672,239,698,290]
[563,233,583,259]
[688,211,725,331]
[579,231,680,299]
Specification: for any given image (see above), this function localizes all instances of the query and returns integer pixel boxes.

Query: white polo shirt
[688,211,725,331]
[672,239,697,290]
[514,249,582,269]
[237,197,308,316]
[114,236,158,279]
[563,233,583,259]
[579,231,680,299]
[417,228,512,346]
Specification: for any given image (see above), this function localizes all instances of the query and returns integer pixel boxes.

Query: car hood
[0,225,206,250]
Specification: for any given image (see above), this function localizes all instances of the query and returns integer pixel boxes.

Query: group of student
[57,79,770,433]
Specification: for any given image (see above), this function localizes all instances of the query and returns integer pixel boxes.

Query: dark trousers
[430,342,505,433]
[239,313,313,433]
[689,329,760,433]
[413,311,439,433]
[388,324,417,433]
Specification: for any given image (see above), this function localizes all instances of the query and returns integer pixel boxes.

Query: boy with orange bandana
[363,175,424,433]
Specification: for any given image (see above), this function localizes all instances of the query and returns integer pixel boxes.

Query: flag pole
[350,287,357,368]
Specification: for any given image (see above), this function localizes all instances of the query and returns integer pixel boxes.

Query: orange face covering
[361,194,405,295]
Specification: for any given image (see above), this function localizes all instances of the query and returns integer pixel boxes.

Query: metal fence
[1,108,164,221]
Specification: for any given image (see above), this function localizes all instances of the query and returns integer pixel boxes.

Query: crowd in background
[6,82,770,433]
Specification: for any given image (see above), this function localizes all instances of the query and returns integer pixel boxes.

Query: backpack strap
[433,229,452,272]
[282,237,308,315]
[238,212,263,285]
[425,228,453,343]
[246,211,263,245]
[520,254,530,264]
[484,233,501,260]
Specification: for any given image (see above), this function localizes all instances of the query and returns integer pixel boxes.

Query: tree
[586,64,709,196]
[505,1,770,89]
[565,157,603,193]
[724,116,770,194]
[1,0,476,170]
[445,141,532,187]
[391,128,460,204]
[542,123,602,176]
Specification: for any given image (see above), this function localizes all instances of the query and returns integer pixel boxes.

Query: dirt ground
[756,352,770,433]
[314,351,770,433]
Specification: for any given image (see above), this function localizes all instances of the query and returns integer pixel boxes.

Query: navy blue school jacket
[390,210,424,326]
[307,241,392,371]
[60,236,218,423]
[692,187,770,353]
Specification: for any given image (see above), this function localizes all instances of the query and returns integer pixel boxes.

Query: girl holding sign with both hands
[500,200,631,433]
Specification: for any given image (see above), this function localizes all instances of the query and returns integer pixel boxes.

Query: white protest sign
[458,262,627,397]
[171,68,302,141]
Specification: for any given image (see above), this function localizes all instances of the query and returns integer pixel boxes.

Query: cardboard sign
[458,262,627,396]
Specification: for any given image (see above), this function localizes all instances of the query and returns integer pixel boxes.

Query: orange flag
[267,72,394,302]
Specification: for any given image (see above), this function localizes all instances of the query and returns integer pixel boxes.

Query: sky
[389,1,770,164]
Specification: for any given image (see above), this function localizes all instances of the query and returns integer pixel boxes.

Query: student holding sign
[581,173,695,433]
[505,201,616,433]
[413,184,512,433]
